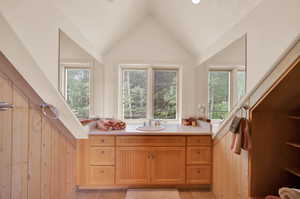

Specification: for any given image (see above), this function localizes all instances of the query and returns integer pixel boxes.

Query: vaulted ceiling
[53,0,263,59]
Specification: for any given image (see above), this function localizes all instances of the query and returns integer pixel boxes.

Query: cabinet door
[116,147,150,185]
[150,147,185,184]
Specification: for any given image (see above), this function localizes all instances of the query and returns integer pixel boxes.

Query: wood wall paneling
[0,55,76,199]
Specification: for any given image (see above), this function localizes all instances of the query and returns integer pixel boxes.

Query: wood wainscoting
[0,52,77,199]
[212,132,250,199]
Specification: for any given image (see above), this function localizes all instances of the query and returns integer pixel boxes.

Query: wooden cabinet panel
[187,146,212,165]
[89,147,115,166]
[116,136,185,147]
[150,147,185,184]
[89,135,115,147]
[88,166,115,185]
[187,136,212,146]
[187,165,211,184]
[116,147,150,185]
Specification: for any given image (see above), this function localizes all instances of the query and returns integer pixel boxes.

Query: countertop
[88,123,212,136]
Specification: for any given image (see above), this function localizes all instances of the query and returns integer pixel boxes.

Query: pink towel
[96,119,126,131]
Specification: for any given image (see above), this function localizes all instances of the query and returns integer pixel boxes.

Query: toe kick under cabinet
[77,135,212,189]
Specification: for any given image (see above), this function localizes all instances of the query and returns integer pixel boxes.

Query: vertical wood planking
[213,132,250,199]
[11,86,29,199]
[0,54,77,199]
[28,108,42,199]
[0,74,13,199]
[41,118,52,199]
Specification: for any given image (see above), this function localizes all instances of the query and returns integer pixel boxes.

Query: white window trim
[60,60,95,118]
[208,65,246,120]
[118,64,182,123]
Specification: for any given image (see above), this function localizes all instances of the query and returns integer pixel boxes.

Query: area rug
[125,189,181,199]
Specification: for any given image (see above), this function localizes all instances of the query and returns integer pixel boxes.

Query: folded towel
[96,119,126,131]
[279,187,300,199]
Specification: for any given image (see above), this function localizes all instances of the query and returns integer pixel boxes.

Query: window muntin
[120,66,179,121]
[65,67,91,119]
[208,71,230,120]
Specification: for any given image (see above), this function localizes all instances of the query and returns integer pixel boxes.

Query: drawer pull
[99,170,104,174]
[101,139,105,143]
[197,170,201,174]
[101,151,105,154]
[197,151,201,154]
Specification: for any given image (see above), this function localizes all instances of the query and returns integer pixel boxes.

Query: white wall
[0,0,101,89]
[102,17,199,119]
[0,13,86,138]
[198,0,300,91]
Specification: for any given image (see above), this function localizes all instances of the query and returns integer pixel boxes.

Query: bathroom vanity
[77,125,212,189]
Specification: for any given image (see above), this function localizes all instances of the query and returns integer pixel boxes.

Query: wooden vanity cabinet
[77,135,212,188]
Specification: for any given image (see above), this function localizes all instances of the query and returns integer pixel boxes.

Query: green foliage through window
[208,71,230,120]
[122,68,178,120]
[65,68,90,119]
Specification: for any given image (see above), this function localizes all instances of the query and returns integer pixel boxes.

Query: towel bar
[40,103,59,119]
[0,102,14,111]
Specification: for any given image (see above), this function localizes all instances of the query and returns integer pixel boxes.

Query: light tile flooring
[76,190,215,199]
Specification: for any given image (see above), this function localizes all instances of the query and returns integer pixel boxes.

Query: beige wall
[101,17,200,119]
[198,0,300,92]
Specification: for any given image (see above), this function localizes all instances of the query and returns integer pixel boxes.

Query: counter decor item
[96,118,126,131]
[182,117,211,127]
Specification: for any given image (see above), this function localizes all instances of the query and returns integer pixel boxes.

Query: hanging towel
[279,187,300,199]
[229,116,242,133]
[231,118,252,155]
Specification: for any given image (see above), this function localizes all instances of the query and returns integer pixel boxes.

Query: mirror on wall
[58,30,94,120]
[204,35,247,129]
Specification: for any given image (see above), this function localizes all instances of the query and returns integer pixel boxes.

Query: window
[208,71,230,120]
[120,66,179,120]
[208,69,246,121]
[64,67,91,119]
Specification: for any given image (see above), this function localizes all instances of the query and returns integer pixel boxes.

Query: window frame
[208,65,246,120]
[60,61,94,118]
[118,64,181,122]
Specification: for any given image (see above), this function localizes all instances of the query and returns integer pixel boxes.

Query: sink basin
[136,126,165,131]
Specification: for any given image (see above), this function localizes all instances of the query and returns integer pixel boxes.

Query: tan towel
[279,187,300,199]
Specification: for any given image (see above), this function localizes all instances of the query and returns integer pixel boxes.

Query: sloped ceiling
[53,0,263,59]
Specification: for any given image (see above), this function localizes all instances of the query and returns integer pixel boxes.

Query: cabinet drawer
[187,136,211,146]
[89,135,115,146]
[187,146,211,165]
[89,147,115,166]
[88,166,115,185]
[187,165,211,184]
[116,136,186,147]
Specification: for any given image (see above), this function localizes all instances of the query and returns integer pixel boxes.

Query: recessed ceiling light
[192,0,201,4]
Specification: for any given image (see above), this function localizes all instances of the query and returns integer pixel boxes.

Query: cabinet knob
[101,151,105,154]
[101,139,105,143]
[197,170,201,174]
[99,170,104,174]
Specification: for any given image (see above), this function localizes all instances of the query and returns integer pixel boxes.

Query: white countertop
[89,123,212,136]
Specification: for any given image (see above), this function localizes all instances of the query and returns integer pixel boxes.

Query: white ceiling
[54,0,263,58]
